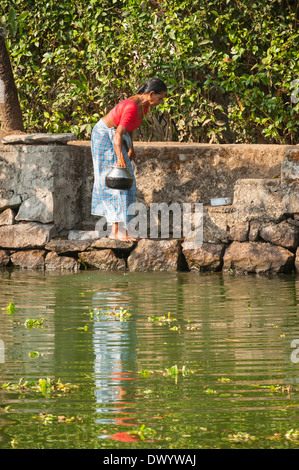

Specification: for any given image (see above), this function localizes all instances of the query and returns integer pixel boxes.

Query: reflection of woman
[91,78,167,241]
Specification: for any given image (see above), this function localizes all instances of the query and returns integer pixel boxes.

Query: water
[0,268,299,449]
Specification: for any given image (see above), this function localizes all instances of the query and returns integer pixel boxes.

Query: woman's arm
[113,125,127,167]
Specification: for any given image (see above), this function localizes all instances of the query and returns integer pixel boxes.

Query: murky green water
[0,268,299,449]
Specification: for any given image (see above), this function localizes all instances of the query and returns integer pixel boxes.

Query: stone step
[281,148,299,183]
[68,230,101,241]
[232,178,299,221]
[1,132,77,145]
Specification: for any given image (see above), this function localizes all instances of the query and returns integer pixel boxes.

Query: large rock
[79,249,126,270]
[0,222,57,249]
[233,178,299,223]
[90,238,136,251]
[0,249,10,266]
[0,144,83,231]
[68,230,101,241]
[45,251,80,271]
[0,208,15,226]
[281,148,299,184]
[15,190,54,224]
[11,250,46,269]
[45,239,91,254]
[259,220,299,250]
[127,239,185,271]
[248,220,261,241]
[223,241,294,274]
[203,206,252,243]
[203,206,232,243]
[233,179,284,222]
[182,242,225,272]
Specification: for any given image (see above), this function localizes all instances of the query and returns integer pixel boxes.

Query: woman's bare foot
[109,232,136,242]
[109,223,136,242]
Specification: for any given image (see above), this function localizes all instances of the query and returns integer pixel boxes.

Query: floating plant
[139,369,151,377]
[227,431,256,443]
[204,388,217,394]
[88,306,132,322]
[34,413,83,425]
[138,365,198,380]
[2,377,79,396]
[285,429,299,441]
[2,302,16,315]
[24,318,47,328]
[128,424,156,441]
[28,351,42,358]
[148,312,178,325]
[217,377,232,383]
[186,324,201,331]
[77,325,88,331]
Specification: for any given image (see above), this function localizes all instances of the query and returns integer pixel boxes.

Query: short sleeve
[118,101,138,129]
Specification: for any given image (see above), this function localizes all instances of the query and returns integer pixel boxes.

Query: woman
[91,77,167,241]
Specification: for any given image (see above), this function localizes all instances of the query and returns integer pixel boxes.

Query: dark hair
[136,77,167,95]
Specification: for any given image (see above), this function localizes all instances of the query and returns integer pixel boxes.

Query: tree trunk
[0,34,24,136]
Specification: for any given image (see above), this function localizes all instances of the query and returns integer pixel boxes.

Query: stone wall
[0,139,298,275]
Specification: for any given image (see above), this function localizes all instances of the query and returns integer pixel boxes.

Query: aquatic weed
[285,429,299,441]
[138,365,197,381]
[217,377,232,383]
[204,388,217,394]
[148,312,178,325]
[24,318,47,328]
[2,377,78,396]
[88,306,132,322]
[77,325,88,331]
[34,413,83,425]
[227,431,256,443]
[139,369,151,377]
[128,424,156,441]
[2,302,16,315]
[28,351,42,358]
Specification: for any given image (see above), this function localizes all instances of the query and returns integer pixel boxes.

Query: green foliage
[24,318,47,328]
[1,0,298,143]
[88,306,132,321]
[128,424,156,441]
[2,301,16,315]
[2,377,79,396]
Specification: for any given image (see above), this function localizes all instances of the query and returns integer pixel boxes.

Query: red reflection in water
[110,432,139,442]
[111,371,136,381]
[109,369,139,427]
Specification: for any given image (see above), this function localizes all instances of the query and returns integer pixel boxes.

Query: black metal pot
[105,166,133,190]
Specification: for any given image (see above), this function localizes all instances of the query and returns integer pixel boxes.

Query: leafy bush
[1,0,298,143]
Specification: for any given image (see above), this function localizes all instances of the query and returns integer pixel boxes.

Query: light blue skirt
[91,119,136,227]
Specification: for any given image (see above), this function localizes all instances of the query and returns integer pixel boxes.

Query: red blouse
[109,99,149,131]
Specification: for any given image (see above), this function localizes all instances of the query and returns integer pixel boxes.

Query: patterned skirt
[91,119,136,227]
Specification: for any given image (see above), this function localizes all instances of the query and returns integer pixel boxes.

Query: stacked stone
[0,136,299,275]
[0,225,187,272]
[182,148,299,275]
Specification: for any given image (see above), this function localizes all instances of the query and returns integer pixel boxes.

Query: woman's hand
[116,156,127,167]
[128,147,136,162]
